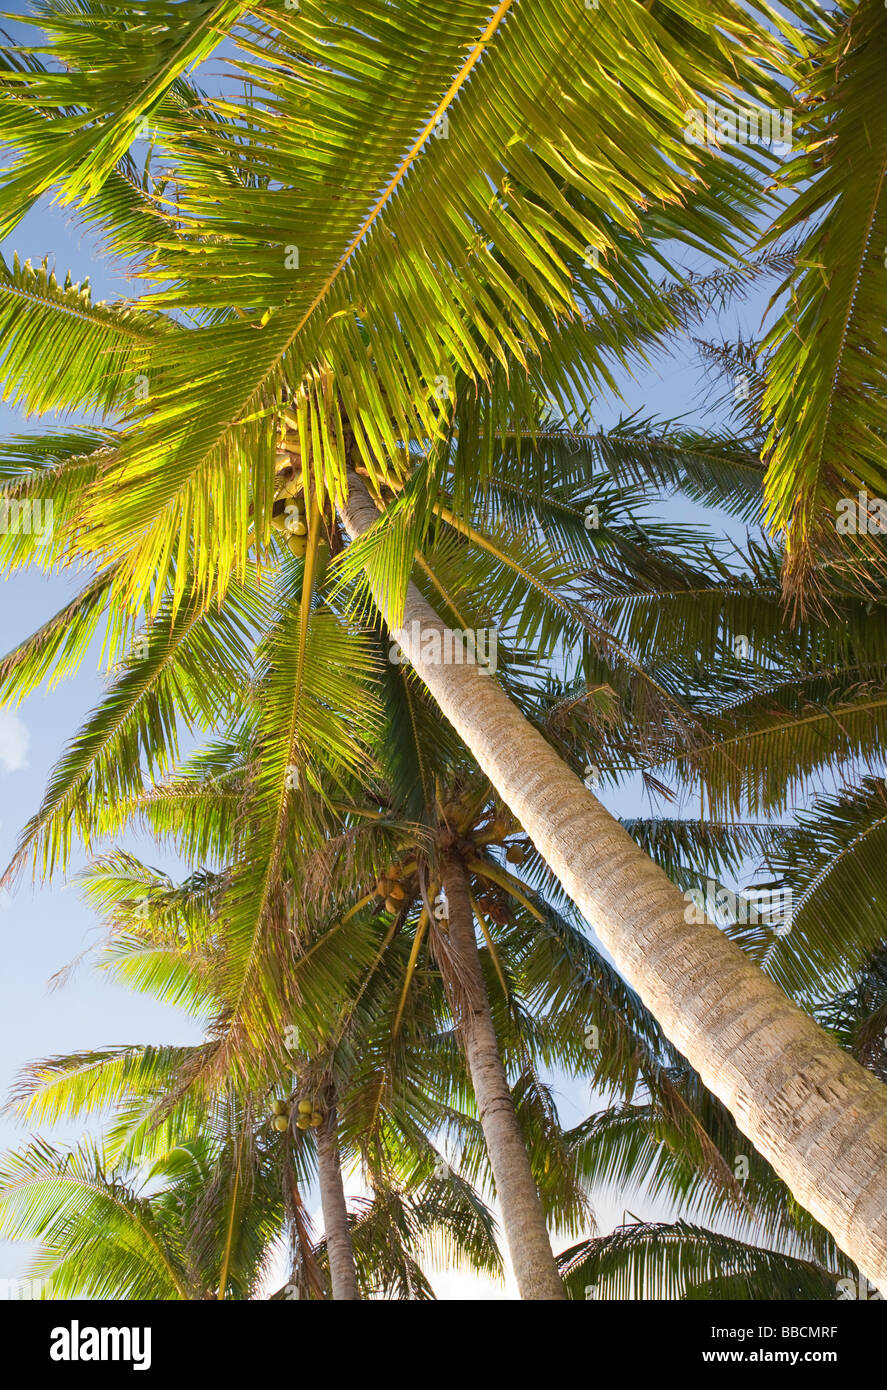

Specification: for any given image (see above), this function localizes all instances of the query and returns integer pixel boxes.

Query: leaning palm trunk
[439,854,565,1300]
[316,1102,360,1301]
[340,471,887,1294]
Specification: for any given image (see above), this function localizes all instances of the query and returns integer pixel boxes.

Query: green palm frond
[6,1043,200,1132]
[0,1137,192,1299]
[0,432,113,572]
[558,1219,848,1301]
[816,943,887,1083]
[0,0,251,232]
[0,251,166,416]
[761,779,887,1002]
[760,0,887,596]
[11,0,797,611]
[0,570,119,700]
[2,578,259,881]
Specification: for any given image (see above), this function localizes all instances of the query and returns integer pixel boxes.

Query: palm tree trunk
[316,1102,359,1301]
[340,470,887,1294]
[440,853,565,1299]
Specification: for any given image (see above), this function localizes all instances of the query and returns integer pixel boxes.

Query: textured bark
[440,855,565,1299]
[340,470,887,1295]
[316,1104,360,1301]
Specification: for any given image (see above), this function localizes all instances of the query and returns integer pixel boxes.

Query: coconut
[297,1099,313,1115]
[296,1116,311,1130]
[384,895,399,914]
[272,1115,289,1132]
[505,844,526,864]
[309,1113,323,1127]
[388,881,406,901]
[275,462,303,498]
[272,1098,288,1116]
[287,532,308,558]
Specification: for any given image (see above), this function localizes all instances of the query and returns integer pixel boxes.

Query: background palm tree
[1,842,509,1300]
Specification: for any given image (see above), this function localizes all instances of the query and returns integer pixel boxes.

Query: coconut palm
[8,415,887,1286]
[0,1112,489,1300]
[75,759,590,1298]
[2,849,508,1300]
[3,0,887,1285]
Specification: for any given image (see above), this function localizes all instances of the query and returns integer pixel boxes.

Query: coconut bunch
[272,423,310,558]
[374,861,411,916]
[473,886,511,926]
[437,795,527,865]
[269,1096,324,1132]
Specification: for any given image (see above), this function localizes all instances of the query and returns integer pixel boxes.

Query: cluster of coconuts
[270,1097,324,1131]
[295,1098,324,1130]
[272,448,309,558]
[375,861,409,915]
[440,800,527,865]
[474,888,511,926]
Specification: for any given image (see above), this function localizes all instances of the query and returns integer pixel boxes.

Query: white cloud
[0,709,29,773]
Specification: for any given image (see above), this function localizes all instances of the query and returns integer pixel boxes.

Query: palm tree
[2,0,887,1285]
[2,848,508,1300]
[339,467,887,1291]
[81,753,582,1298]
[312,1086,359,1301]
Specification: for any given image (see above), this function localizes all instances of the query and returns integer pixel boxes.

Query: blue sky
[0,4,790,1296]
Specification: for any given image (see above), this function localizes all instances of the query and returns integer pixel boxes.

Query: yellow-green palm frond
[0,1136,193,1299]
[760,0,887,599]
[2,578,259,882]
[0,0,251,233]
